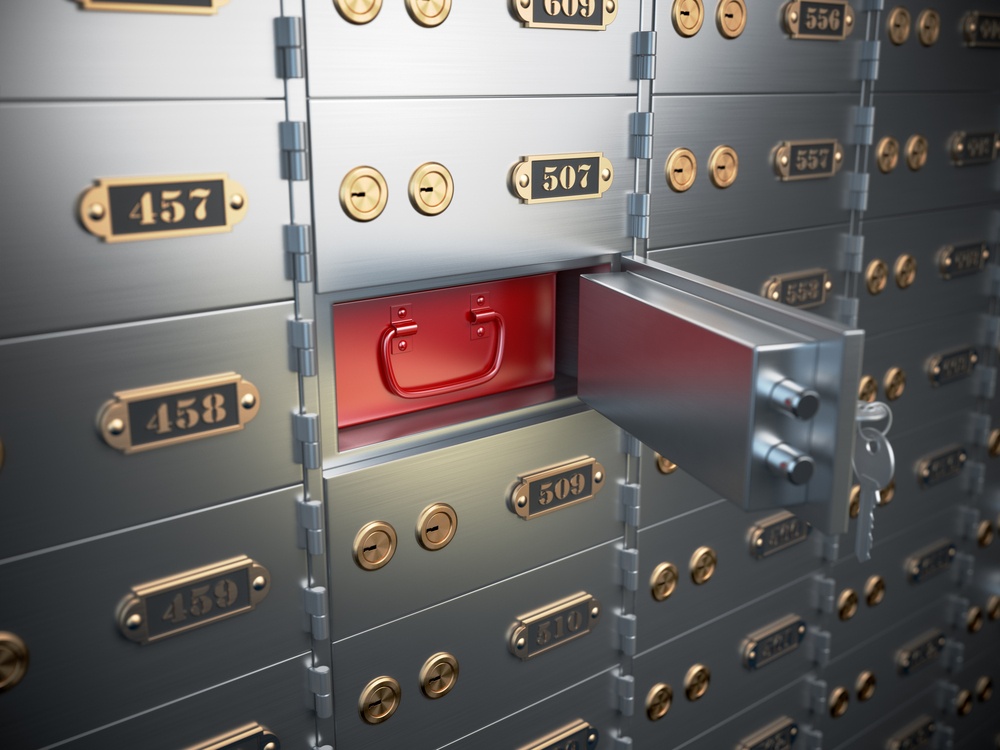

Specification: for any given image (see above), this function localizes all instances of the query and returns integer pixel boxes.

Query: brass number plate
[949,131,999,166]
[896,630,945,675]
[76,0,230,13]
[906,539,956,584]
[761,269,831,309]
[189,723,280,750]
[513,0,618,30]
[518,720,599,750]
[742,615,807,671]
[512,153,614,204]
[509,592,600,660]
[916,446,967,488]
[79,174,247,243]
[98,372,261,454]
[737,717,800,750]
[748,511,811,559]
[938,242,989,280]
[964,11,1000,47]
[784,0,855,39]
[886,715,935,750]
[511,457,606,519]
[117,556,270,645]
[927,346,979,387]
[774,140,844,180]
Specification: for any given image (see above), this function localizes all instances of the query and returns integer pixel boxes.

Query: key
[852,413,895,562]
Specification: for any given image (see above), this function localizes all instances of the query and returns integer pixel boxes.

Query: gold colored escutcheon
[512,0,619,30]
[716,0,747,38]
[690,546,717,584]
[673,0,705,36]
[359,676,401,724]
[419,652,459,698]
[886,7,911,44]
[905,134,929,171]
[829,686,849,718]
[917,8,941,46]
[187,723,280,750]
[406,0,451,27]
[864,259,888,295]
[784,0,855,40]
[336,0,383,24]
[341,166,388,222]
[511,153,614,204]
[646,683,673,720]
[408,162,454,216]
[415,503,458,551]
[684,664,710,701]
[666,148,698,192]
[0,632,29,692]
[650,562,679,601]
[876,136,900,173]
[75,0,230,14]
[708,145,739,188]
[353,521,397,571]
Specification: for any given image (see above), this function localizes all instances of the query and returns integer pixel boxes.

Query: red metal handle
[378,309,506,399]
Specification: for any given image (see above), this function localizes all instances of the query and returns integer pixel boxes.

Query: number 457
[129,187,212,226]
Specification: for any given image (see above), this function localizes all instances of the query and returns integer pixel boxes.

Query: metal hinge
[293,412,320,470]
[980,314,1000,349]
[284,224,313,283]
[618,544,639,591]
[280,121,310,181]
[275,16,304,79]
[851,105,876,146]
[859,40,880,81]
[960,462,985,495]
[621,432,642,458]
[945,595,971,631]
[610,732,633,750]
[616,612,638,656]
[806,627,831,668]
[290,318,317,377]
[628,193,650,239]
[614,669,635,716]
[987,263,1000,298]
[804,676,828,715]
[861,0,885,10]
[798,725,823,750]
[967,412,991,448]
[932,724,955,750]
[814,530,839,562]
[308,665,333,718]
[848,172,870,211]
[833,295,859,328]
[620,482,640,527]
[972,365,997,399]
[811,576,836,614]
[943,638,965,673]
[950,552,975,587]
[839,233,864,273]
[304,586,329,640]
[634,31,656,80]
[631,112,654,160]
[296,497,325,555]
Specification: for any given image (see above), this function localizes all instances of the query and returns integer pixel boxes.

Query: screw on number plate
[852,401,895,562]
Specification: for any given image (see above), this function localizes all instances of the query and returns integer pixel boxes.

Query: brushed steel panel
[0,302,301,560]
[652,0,864,94]
[866,93,1000,219]
[860,312,983,436]
[637,444,725,529]
[831,679,941,750]
[631,581,815,749]
[876,0,1000,93]
[649,95,856,248]
[0,486,308,749]
[310,97,633,294]
[0,102,292,338]
[304,0,640,97]
[0,2,284,100]
[326,411,625,639]
[54,656,314,750]
[857,207,999,336]
[648,224,850,324]
[331,541,621,750]
[636,503,823,653]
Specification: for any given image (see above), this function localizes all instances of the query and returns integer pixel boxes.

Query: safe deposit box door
[577,259,863,535]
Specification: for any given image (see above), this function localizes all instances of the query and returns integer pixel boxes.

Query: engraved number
[543,163,592,192]
[804,5,841,31]
[536,610,585,646]
[795,147,830,172]
[161,577,240,625]
[544,0,595,17]
[128,187,213,228]
[784,279,820,305]
[538,472,587,505]
[145,392,229,435]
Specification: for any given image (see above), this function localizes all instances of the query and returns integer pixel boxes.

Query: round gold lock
[876,136,901,173]
[353,521,397,571]
[340,166,388,222]
[956,688,973,717]
[967,606,984,634]
[838,588,859,621]
[716,0,747,38]
[0,632,29,692]
[335,0,383,24]
[689,546,717,585]
[858,375,878,403]
[665,148,698,192]
[673,0,705,36]
[864,575,886,607]
[419,652,459,699]
[408,162,454,216]
[905,134,929,171]
[655,453,678,474]
[849,485,861,519]
[829,686,849,718]
[359,675,401,724]
[880,480,895,505]
[855,670,877,702]
[650,562,680,602]
[916,8,941,46]
[708,145,739,189]
[989,428,1000,458]
[886,7,911,44]
[646,682,673,720]
[988,595,1000,621]
[894,254,917,289]
[406,0,451,27]
[976,676,993,702]
[416,503,458,551]
[865,259,889,295]
[684,664,710,701]
[977,520,995,548]
[883,367,906,401]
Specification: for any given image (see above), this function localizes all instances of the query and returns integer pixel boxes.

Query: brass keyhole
[956,689,973,716]
[646,683,673,720]
[673,0,705,36]
[0,633,29,692]
[976,676,993,702]
[977,520,995,548]
[894,254,917,288]
[409,162,454,216]
[684,664,710,701]
[416,503,458,551]
[341,166,388,222]
[689,546,717,585]
[880,480,895,505]
[359,676,401,724]
[849,484,861,518]
[917,8,941,46]
[650,562,679,601]
[967,606,984,634]
[865,259,889,295]
[858,375,878,403]
[905,135,929,171]
[988,595,1000,621]
[864,575,886,606]
[708,145,739,188]
[419,652,459,698]
[353,521,398,571]
[666,148,698,192]
[829,686,849,718]
[887,7,911,44]
[876,136,900,173]
[335,0,383,24]
[883,367,906,401]
[655,453,679,474]
[838,589,859,621]
[406,0,452,27]
[716,0,747,38]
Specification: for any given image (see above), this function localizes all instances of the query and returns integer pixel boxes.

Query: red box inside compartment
[333,274,556,428]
